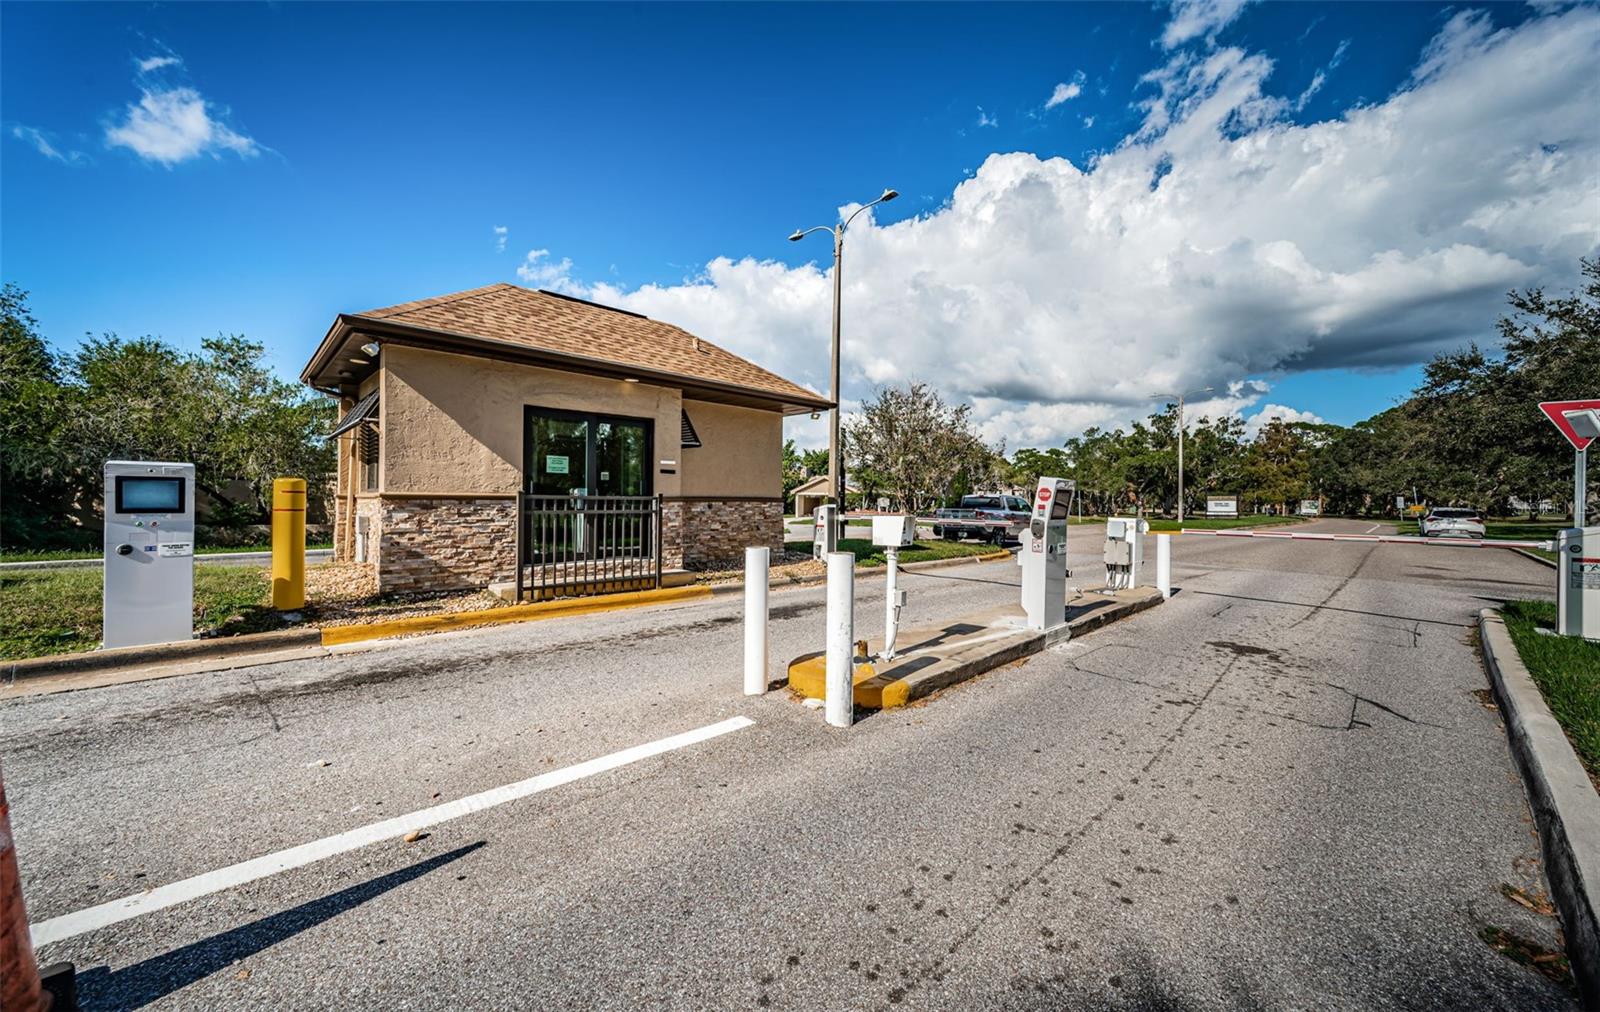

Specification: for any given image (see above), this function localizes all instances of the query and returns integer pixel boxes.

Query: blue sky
[4,1,1594,448]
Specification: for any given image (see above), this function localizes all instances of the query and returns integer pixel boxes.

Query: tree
[844,382,999,512]
[1,284,80,547]
[800,447,830,478]
[0,285,337,549]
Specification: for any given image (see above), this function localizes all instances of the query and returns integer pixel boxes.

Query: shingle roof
[344,283,825,407]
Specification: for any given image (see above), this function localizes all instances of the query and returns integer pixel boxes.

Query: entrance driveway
[2,521,1573,1009]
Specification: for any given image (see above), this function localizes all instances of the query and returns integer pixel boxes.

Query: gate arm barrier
[1177,528,1555,551]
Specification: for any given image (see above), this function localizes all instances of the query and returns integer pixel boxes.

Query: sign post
[1539,399,1600,524]
[1540,401,1600,641]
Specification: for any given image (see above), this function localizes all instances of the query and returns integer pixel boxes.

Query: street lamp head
[880,188,899,203]
[788,229,805,242]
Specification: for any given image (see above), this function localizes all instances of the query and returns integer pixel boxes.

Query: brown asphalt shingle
[352,283,824,405]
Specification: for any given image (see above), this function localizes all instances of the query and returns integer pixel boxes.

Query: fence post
[1156,533,1172,599]
[744,547,769,696]
[825,551,855,728]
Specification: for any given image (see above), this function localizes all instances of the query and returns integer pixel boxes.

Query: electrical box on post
[1104,517,1147,591]
[103,460,196,649]
[870,515,914,548]
[1557,526,1599,641]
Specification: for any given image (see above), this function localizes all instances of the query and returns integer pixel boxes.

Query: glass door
[528,414,589,496]
[594,420,649,497]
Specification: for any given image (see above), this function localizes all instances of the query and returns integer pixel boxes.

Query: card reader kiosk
[1557,526,1599,641]
[1020,476,1076,631]
[103,460,195,648]
[812,503,839,560]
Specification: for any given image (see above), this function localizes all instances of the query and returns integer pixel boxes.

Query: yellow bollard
[271,477,307,611]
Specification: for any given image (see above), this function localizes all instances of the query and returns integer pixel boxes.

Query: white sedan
[1420,507,1487,539]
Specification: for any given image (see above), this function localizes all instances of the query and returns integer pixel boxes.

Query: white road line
[30,715,755,948]
[1365,524,1382,534]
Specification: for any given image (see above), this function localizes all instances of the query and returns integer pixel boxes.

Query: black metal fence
[515,494,663,602]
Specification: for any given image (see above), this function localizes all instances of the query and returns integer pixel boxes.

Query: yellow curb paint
[785,653,881,706]
[320,585,714,647]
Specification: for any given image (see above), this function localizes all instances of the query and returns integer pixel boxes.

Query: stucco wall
[381,345,684,497]
[677,399,783,499]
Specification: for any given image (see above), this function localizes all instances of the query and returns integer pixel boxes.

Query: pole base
[41,961,77,1011]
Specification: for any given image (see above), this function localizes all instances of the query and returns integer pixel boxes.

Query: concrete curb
[1478,608,1600,1006]
[320,585,715,646]
[1512,547,1558,569]
[3,627,322,682]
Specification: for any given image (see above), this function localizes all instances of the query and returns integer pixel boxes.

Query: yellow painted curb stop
[320,584,714,647]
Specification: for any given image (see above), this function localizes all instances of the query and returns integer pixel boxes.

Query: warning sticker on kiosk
[1573,557,1600,590]
[158,543,193,557]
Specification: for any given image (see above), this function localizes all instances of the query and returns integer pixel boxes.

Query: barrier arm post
[743,547,769,695]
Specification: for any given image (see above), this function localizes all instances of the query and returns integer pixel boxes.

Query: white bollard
[743,546,769,695]
[1156,533,1171,599]
[824,551,855,728]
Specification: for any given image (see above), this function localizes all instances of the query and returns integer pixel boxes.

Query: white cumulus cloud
[137,55,182,73]
[517,249,581,293]
[518,7,1600,450]
[105,85,259,165]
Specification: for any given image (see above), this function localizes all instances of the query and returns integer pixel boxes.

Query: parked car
[932,494,1032,544]
[1420,506,1486,539]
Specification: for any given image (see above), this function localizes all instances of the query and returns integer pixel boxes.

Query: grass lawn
[1500,599,1600,784]
[782,537,1002,568]
[1388,518,1568,541]
[1,542,334,564]
[1,566,283,659]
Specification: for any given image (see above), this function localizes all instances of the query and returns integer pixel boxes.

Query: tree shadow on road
[75,840,486,1010]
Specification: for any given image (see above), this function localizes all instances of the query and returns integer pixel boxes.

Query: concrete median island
[786,586,1164,710]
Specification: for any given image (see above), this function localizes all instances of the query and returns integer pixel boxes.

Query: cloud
[1046,73,1086,109]
[975,106,998,128]
[1082,115,1097,128]
[105,85,259,165]
[521,7,1600,450]
[493,225,508,253]
[1244,403,1325,437]
[137,55,181,73]
[516,249,580,293]
[1160,0,1255,49]
[11,125,84,164]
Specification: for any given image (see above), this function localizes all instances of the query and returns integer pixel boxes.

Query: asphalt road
[2,519,1574,1010]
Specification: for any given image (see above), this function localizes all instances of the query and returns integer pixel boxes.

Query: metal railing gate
[516,494,663,602]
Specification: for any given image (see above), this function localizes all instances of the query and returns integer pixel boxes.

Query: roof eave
[307,313,834,414]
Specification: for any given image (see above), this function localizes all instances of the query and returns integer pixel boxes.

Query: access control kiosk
[812,503,839,560]
[103,460,196,649]
[1020,476,1076,631]
[1556,526,1599,641]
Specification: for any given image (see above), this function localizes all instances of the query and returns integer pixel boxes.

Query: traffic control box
[1557,525,1599,640]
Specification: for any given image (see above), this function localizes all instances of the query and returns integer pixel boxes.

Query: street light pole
[829,229,844,512]
[790,188,899,513]
[1152,387,1212,523]
[1177,394,1185,525]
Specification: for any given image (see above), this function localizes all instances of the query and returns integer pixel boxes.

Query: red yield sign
[1539,399,1600,451]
